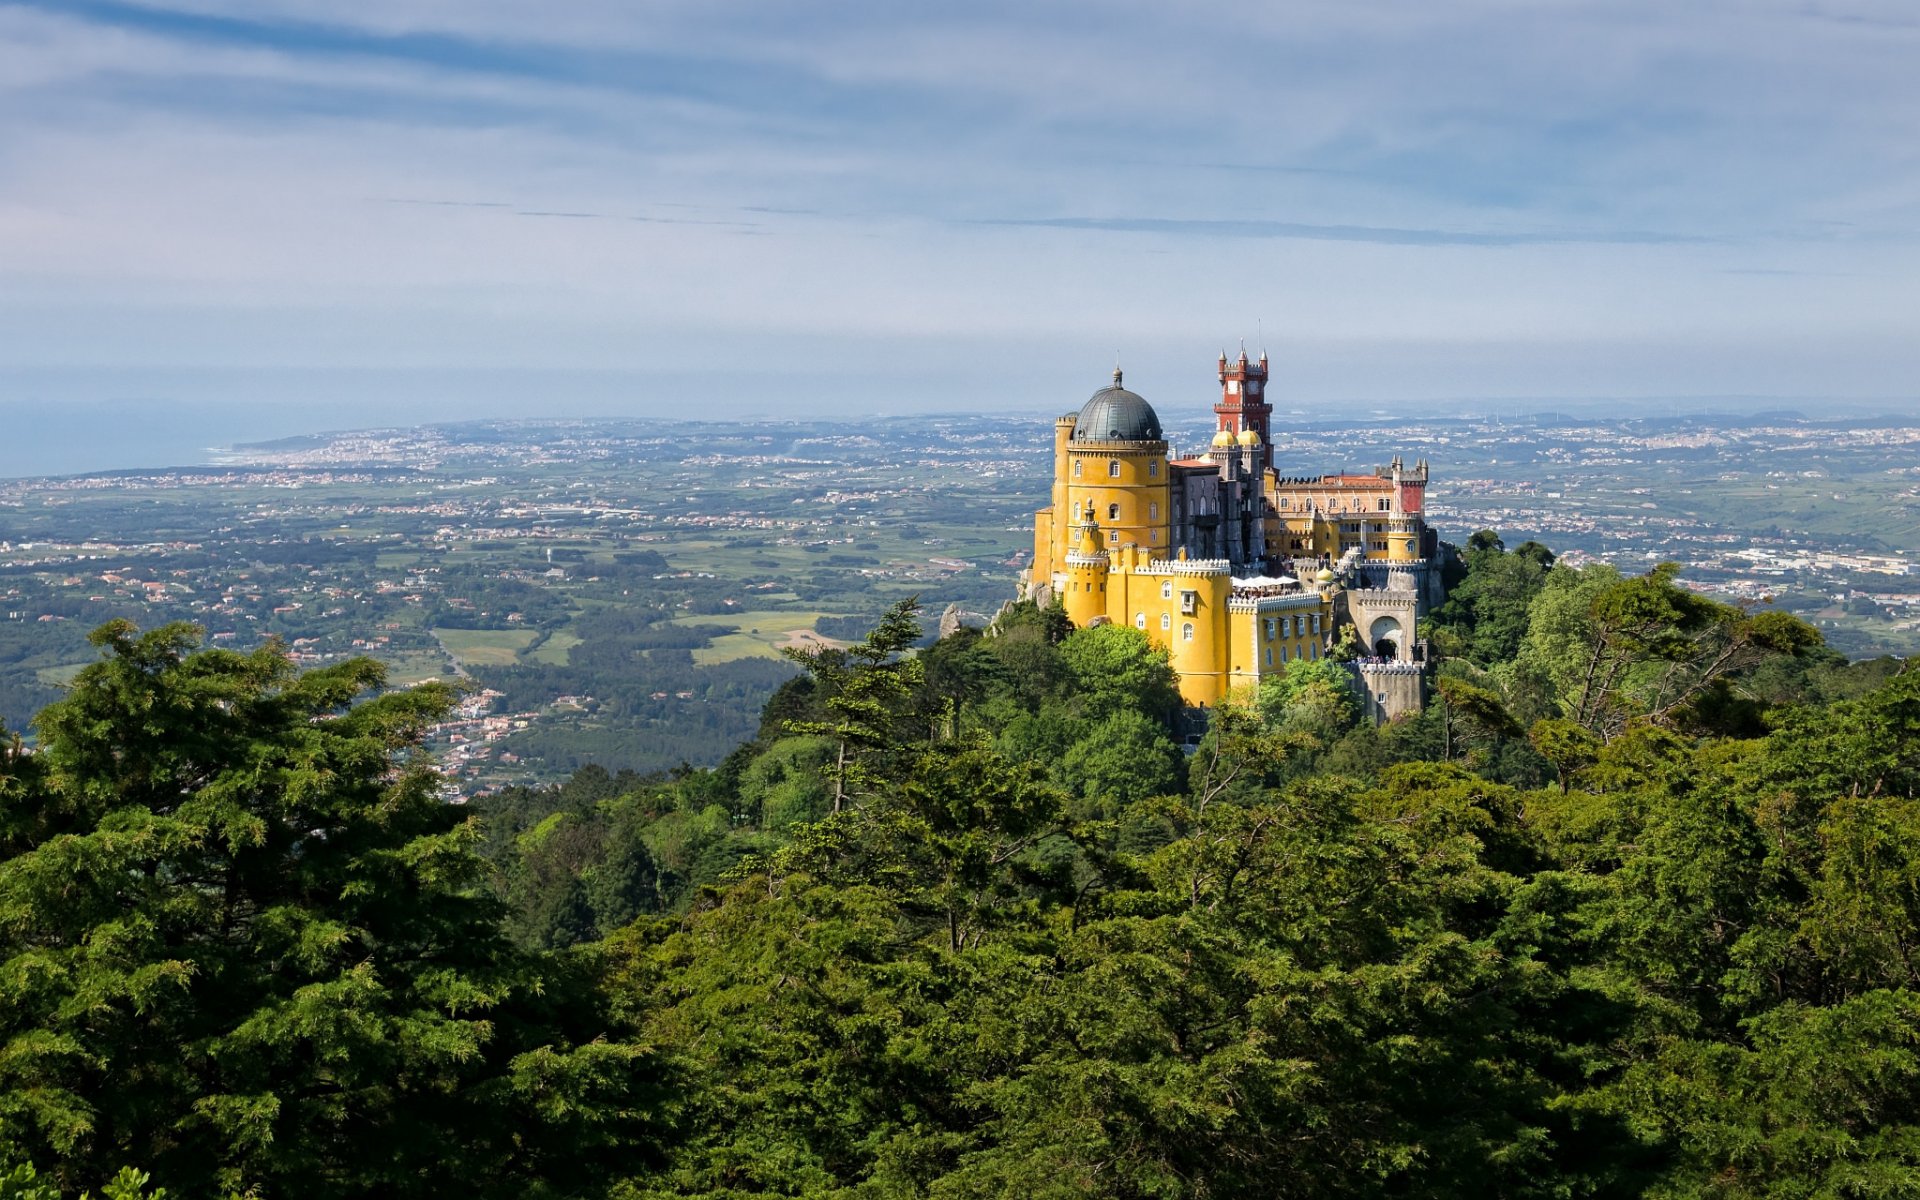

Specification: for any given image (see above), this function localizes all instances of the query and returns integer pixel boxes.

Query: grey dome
[1071,369,1163,442]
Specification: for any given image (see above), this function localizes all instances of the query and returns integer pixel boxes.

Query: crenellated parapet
[1145,556,1232,576]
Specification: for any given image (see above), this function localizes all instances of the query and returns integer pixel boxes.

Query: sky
[2,0,1918,439]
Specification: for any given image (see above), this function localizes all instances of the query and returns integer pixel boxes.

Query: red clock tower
[1214,347,1273,472]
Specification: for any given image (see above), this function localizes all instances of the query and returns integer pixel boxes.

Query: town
[5,408,1919,792]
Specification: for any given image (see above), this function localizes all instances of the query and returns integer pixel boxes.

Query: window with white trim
[1161,580,1172,599]
[1108,459,1120,478]
[1160,613,1171,631]
[1181,622,1194,641]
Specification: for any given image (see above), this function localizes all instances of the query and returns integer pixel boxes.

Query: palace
[1020,351,1442,719]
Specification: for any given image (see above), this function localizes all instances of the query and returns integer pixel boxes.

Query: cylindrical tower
[1163,555,1233,707]
[1062,505,1111,629]
[1049,412,1076,574]
[1063,369,1172,555]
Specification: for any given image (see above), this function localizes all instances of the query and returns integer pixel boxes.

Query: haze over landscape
[4,0,1919,476]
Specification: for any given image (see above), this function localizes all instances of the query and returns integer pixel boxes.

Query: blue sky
[1,0,1917,420]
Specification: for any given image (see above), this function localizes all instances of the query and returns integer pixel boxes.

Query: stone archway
[1368,614,1403,659]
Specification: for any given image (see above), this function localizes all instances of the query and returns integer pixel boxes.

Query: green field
[434,628,540,667]
[529,631,582,665]
[674,610,847,665]
[33,663,87,688]
[384,650,456,687]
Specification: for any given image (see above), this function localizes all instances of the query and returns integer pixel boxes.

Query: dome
[1315,567,1337,583]
[1236,429,1260,446]
[1071,369,1163,443]
[1210,429,1234,448]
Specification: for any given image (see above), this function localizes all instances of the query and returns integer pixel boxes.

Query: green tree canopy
[0,622,655,1198]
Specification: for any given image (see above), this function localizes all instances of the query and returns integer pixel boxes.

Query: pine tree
[0,622,656,1198]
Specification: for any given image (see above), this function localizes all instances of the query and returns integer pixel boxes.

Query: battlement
[1355,659,1423,676]
[1145,557,1232,577]
[1227,591,1320,614]
[1345,587,1418,603]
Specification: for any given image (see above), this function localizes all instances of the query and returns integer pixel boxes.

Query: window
[1181,622,1194,642]
[1073,460,1082,477]
[1180,590,1198,615]
[1278,498,1290,510]
[1377,498,1390,511]
[1135,613,1146,629]
[1264,618,1275,639]
[1148,502,1158,520]
[1161,580,1172,599]
[1148,460,1159,478]
[1265,647,1273,666]
[1107,503,1119,520]
[1160,613,1171,631]
[1309,644,1318,660]
[1311,614,1320,633]
[1108,531,1118,543]
[1108,459,1121,478]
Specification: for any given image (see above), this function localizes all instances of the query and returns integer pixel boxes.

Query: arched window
[1160,580,1172,599]
[1181,623,1194,642]
[1108,459,1121,478]
[1160,613,1171,631]
[1107,503,1120,520]
[1073,460,1082,477]
[1265,647,1273,666]
[1134,613,1146,629]
[1148,502,1159,520]
[1148,460,1159,477]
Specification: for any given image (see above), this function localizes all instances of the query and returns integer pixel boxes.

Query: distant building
[1020,352,1441,718]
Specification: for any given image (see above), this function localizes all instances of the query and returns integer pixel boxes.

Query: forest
[3,532,1919,1198]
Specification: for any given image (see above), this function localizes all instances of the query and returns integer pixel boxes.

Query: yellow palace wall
[1062,543,1334,709]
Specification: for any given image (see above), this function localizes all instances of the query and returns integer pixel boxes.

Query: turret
[1062,500,1111,628]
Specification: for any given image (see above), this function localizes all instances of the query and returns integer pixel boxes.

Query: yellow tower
[1061,502,1111,629]
[1160,551,1233,707]
[1056,369,1171,568]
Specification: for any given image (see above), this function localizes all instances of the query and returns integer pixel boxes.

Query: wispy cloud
[0,0,1916,404]
[972,216,1717,247]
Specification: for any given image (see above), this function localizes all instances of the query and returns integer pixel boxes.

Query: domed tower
[1062,368,1173,562]
[1062,501,1111,629]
